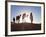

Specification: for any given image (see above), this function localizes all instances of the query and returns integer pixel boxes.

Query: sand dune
[11,22,41,31]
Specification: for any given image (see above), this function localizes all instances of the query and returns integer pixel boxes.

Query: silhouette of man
[30,12,33,23]
[13,17,15,23]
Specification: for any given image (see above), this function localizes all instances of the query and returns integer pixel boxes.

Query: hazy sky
[11,5,41,23]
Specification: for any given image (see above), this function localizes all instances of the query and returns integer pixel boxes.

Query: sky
[11,5,41,23]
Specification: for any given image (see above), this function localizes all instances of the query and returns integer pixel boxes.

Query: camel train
[13,12,33,23]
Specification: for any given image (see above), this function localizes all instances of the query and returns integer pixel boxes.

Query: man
[30,12,33,23]
[13,17,15,23]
